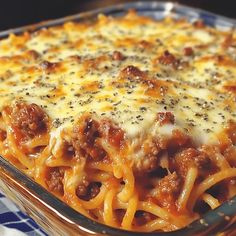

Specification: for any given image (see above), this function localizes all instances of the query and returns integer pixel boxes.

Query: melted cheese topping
[0,12,235,147]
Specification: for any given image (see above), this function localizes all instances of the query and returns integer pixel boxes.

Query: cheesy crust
[0,12,235,144]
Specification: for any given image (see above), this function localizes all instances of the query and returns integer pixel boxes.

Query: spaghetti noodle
[0,10,236,232]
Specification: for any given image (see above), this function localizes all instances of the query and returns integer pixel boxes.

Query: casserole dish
[0,1,236,235]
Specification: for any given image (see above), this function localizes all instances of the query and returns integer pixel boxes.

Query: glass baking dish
[0,1,236,235]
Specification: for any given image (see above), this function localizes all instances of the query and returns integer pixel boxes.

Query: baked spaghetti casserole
[0,10,235,232]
